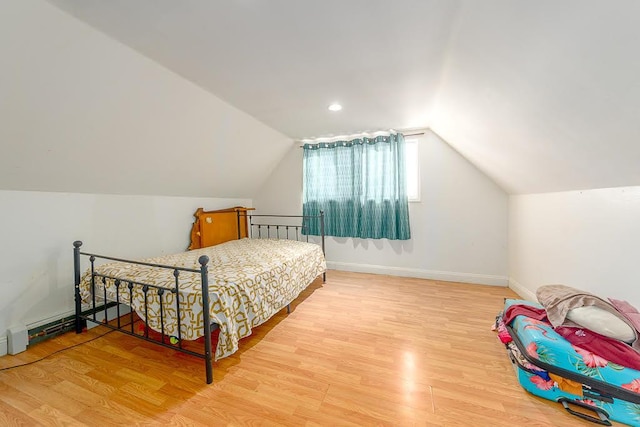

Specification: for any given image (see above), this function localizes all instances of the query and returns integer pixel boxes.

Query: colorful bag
[502,299,640,426]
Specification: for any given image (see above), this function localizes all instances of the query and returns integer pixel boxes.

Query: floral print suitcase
[503,299,640,426]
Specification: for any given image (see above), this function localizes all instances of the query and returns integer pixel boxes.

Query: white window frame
[405,137,420,202]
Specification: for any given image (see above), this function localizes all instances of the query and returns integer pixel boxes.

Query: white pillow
[567,306,636,343]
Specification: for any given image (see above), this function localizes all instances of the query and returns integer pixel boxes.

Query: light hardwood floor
[0,270,612,426]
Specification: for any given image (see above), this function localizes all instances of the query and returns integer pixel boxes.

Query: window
[302,132,411,240]
[405,138,420,202]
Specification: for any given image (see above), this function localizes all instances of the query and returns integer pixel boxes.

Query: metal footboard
[73,241,215,384]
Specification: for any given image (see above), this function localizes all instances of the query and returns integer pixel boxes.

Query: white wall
[509,187,640,306]
[254,130,509,285]
[432,0,640,195]
[0,0,281,354]
[0,0,292,198]
[0,190,250,355]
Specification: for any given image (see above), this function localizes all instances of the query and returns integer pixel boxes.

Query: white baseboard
[0,336,7,356]
[508,278,537,302]
[327,261,508,286]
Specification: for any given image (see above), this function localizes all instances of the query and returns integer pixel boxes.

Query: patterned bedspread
[79,238,326,359]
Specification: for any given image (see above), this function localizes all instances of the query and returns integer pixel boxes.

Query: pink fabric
[555,326,640,371]
[503,304,548,325]
[609,298,640,332]
[495,317,512,344]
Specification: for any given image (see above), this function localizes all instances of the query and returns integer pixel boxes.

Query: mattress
[79,238,326,359]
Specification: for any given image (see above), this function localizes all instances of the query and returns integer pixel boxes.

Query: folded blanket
[537,284,625,327]
[537,284,640,352]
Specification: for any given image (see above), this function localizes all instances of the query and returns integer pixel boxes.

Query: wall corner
[0,335,7,357]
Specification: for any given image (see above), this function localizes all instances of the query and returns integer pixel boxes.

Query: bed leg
[73,241,84,334]
[320,210,326,284]
[205,355,213,384]
[199,255,214,384]
[286,304,291,314]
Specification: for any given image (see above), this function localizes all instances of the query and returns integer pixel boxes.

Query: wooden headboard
[188,206,255,250]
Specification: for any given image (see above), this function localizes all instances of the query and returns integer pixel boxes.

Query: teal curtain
[302,132,411,240]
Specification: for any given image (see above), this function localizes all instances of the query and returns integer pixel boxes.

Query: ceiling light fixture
[328,103,342,112]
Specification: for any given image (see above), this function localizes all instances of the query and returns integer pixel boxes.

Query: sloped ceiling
[45,0,640,194]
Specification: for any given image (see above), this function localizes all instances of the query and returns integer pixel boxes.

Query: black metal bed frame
[73,211,325,384]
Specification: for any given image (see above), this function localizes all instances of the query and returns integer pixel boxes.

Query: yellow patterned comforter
[79,238,326,359]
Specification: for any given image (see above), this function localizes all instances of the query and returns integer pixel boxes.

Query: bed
[73,208,326,383]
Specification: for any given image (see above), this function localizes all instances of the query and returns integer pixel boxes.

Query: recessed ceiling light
[328,103,342,112]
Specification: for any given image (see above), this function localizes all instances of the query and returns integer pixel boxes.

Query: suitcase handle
[558,397,611,426]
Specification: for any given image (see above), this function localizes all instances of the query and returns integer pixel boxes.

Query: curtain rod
[298,130,425,148]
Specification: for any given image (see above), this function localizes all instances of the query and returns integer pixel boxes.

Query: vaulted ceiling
[45,0,640,194]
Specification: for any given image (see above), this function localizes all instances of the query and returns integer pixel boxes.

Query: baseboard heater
[28,315,77,346]
[6,302,122,355]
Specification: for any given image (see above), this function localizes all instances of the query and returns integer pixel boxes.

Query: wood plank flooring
[0,270,613,426]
